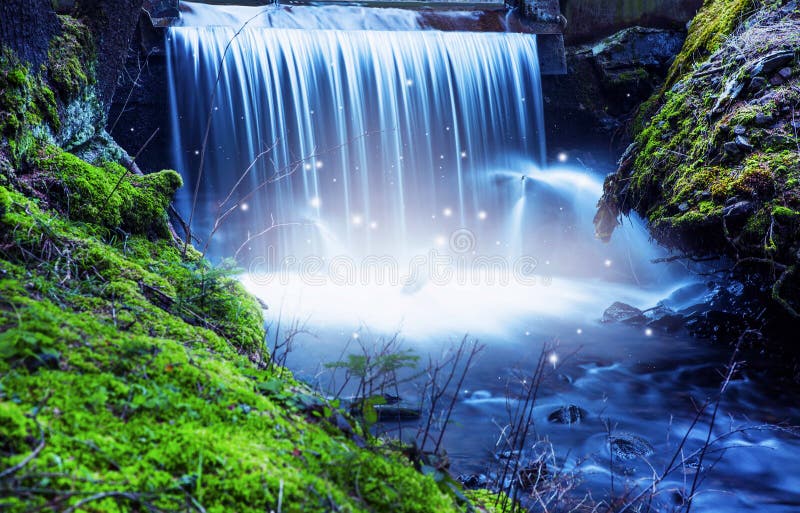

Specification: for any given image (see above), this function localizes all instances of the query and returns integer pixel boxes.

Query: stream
[166,3,800,511]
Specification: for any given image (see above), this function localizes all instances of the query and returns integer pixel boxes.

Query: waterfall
[167,5,547,265]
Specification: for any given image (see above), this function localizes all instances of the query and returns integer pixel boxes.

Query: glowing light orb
[303,163,312,171]
[443,208,453,217]
[604,259,613,267]
[477,210,487,220]
[645,328,654,337]
[240,202,249,211]
[406,79,413,86]
[557,152,568,163]
[309,197,321,208]
[315,160,323,169]
[576,328,583,335]
[369,221,378,229]
[548,353,558,366]
[352,332,360,339]
[435,235,446,246]
[461,151,467,158]
[352,215,363,226]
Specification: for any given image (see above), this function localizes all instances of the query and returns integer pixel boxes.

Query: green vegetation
[47,15,95,98]
[0,184,469,511]
[599,0,800,314]
[665,0,755,86]
[0,15,495,513]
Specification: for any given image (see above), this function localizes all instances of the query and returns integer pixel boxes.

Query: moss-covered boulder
[33,146,181,235]
[597,0,800,317]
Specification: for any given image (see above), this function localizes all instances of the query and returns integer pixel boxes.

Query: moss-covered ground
[0,14,493,513]
[597,0,800,316]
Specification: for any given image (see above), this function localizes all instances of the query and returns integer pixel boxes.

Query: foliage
[0,163,474,511]
[665,0,755,87]
[599,0,800,315]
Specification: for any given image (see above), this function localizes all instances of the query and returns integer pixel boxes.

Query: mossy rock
[36,147,181,235]
[665,0,755,87]
[598,0,800,317]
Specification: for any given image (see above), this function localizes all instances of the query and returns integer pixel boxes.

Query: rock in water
[457,473,489,489]
[609,433,655,460]
[547,405,587,424]
[601,302,646,324]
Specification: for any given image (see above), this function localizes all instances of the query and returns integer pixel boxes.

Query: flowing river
[166,3,800,511]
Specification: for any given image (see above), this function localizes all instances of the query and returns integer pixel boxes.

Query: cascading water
[168,6,549,264]
[165,5,800,512]
[168,2,668,282]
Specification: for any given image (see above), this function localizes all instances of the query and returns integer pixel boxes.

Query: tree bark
[75,0,144,113]
[0,0,60,68]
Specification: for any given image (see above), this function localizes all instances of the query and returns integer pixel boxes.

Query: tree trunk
[75,0,145,113]
[0,0,59,68]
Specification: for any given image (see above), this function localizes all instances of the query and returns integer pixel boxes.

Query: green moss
[0,50,59,153]
[0,145,474,511]
[47,15,95,98]
[36,147,181,235]
[665,0,754,87]
[0,184,10,219]
[0,402,34,454]
[772,205,800,218]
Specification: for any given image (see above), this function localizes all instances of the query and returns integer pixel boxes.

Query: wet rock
[748,76,768,92]
[735,134,753,152]
[754,112,773,125]
[769,74,785,86]
[751,50,795,77]
[723,200,755,221]
[457,473,489,489]
[733,124,747,136]
[685,310,749,340]
[645,305,685,333]
[602,301,647,324]
[547,404,587,424]
[24,351,61,372]
[542,27,684,143]
[332,413,355,436]
[609,433,654,461]
[722,141,741,157]
[495,449,521,460]
[374,404,422,422]
[678,202,690,212]
[778,67,793,80]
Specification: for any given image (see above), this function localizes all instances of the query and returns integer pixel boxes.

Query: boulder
[645,305,685,332]
[608,433,654,461]
[602,302,647,324]
[457,473,490,489]
[547,404,587,424]
[542,27,685,144]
